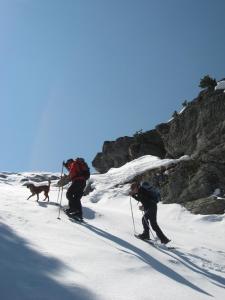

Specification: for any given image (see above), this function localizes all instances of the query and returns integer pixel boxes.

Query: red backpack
[75,158,90,180]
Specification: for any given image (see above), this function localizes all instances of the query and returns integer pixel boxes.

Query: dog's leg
[37,193,39,202]
[27,194,35,200]
[43,191,49,202]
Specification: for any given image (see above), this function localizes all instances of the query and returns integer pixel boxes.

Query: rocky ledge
[92,87,225,215]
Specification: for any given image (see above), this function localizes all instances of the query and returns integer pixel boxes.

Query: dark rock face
[156,90,225,159]
[0,174,7,179]
[129,130,166,160]
[130,158,225,214]
[92,137,133,173]
[92,88,225,214]
[184,197,225,215]
[153,89,225,214]
[21,174,59,183]
[92,131,166,173]
[160,159,225,206]
[0,172,60,186]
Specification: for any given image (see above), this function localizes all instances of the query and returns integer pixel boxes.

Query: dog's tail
[48,179,51,186]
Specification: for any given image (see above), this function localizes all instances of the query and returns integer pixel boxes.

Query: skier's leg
[139,210,150,239]
[148,204,170,243]
[66,184,75,212]
[70,181,86,218]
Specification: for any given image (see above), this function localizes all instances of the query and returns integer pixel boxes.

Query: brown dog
[26,179,51,201]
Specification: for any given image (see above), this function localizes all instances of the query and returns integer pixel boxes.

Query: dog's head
[23,182,34,189]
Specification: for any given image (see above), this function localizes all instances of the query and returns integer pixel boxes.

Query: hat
[66,158,73,164]
[63,159,74,167]
[140,181,152,190]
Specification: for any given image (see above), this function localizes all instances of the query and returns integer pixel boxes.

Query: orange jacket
[68,160,85,182]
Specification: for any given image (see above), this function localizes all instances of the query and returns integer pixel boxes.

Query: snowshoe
[68,212,84,222]
[161,238,171,245]
[135,232,150,240]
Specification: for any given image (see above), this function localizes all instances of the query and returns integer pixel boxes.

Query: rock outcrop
[0,172,60,185]
[92,87,225,214]
[92,130,166,173]
[156,89,225,160]
[92,137,133,173]
[129,130,166,160]
[130,156,225,214]
[183,196,225,215]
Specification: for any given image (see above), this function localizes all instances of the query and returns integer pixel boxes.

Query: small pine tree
[172,110,178,118]
[199,75,217,90]
[133,129,144,143]
[182,100,188,107]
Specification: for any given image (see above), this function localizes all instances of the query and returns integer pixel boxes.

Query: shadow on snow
[158,247,225,289]
[0,222,97,300]
[81,222,214,297]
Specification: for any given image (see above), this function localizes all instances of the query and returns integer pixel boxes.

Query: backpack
[75,158,90,180]
[140,181,161,203]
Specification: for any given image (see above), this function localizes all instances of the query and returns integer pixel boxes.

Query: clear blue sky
[0,0,225,173]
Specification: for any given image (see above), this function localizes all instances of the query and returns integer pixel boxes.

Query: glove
[139,205,144,211]
[57,175,71,187]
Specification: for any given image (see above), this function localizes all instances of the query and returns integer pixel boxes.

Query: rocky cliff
[92,130,166,173]
[92,88,225,215]
[92,136,133,173]
[156,89,225,160]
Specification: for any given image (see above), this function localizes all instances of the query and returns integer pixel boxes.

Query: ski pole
[142,212,156,240]
[56,161,65,220]
[57,186,64,220]
[56,161,64,205]
[129,196,137,234]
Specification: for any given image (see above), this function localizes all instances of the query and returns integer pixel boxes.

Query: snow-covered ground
[0,155,225,300]
[215,80,225,91]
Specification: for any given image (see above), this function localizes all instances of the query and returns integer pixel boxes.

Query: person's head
[130,181,139,194]
[75,157,85,162]
[140,181,152,190]
[63,158,74,170]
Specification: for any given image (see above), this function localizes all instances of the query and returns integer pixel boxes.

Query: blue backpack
[140,181,161,203]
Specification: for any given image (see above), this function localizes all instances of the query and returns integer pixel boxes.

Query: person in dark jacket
[130,181,170,244]
[63,158,87,220]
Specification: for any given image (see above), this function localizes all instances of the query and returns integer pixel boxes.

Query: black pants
[142,204,169,243]
[66,180,86,216]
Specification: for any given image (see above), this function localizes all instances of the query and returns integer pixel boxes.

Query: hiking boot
[161,238,171,245]
[69,211,83,221]
[137,232,150,240]
[64,208,72,214]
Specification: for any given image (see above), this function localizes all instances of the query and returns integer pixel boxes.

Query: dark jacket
[131,186,157,211]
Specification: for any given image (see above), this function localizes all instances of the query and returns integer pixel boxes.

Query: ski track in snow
[0,156,225,300]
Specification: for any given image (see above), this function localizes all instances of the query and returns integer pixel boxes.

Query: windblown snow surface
[0,155,224,300]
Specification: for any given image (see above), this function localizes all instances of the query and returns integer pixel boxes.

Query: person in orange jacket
[63,158,87,220]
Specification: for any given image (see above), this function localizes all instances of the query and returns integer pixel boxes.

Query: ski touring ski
[134,234,176,250]
[63,209,86,224]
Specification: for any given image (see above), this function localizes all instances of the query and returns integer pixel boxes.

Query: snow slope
[0,155,225,300]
